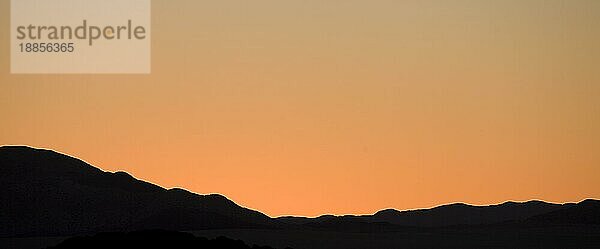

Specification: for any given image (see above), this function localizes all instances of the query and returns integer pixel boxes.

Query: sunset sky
[1,0,599,217]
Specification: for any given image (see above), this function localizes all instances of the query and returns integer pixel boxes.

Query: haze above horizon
[1,0,599,217]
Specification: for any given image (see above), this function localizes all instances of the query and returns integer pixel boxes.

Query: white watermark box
[11,0,151,74]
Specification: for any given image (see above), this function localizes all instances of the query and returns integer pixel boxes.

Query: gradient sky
[1,0,599,217]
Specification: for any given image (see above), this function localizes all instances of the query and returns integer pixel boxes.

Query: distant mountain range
[277,199,599,229]
[1,146,599,239]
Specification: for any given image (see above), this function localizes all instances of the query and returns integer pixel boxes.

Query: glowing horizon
[1,0,599,217]
[4,144,597,218]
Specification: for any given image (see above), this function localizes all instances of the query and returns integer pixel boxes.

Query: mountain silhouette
[367,200,571,227]
[1,146,599,249]
[525,199,600,225]
[0,146,272,237]
[276,200,580,229]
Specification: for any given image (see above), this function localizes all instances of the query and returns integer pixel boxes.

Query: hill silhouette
[0,146,272,237]
[275,200,596,230]
[368,200,569,226]
[1,146,599,249]
[525,199,600,225]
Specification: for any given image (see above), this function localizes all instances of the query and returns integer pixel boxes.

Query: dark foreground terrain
[46,230,287,249]
[1,225,599,249]
[192,225,600,249]
[1,146,599,249]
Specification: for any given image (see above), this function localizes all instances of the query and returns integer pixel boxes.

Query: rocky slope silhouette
[0,146,272,237]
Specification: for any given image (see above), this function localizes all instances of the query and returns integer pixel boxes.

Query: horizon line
[2,144,598,218]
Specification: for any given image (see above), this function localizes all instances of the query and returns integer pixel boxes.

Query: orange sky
[1,0,600,217]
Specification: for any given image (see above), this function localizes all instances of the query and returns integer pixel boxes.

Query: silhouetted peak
[580,199,600,206]
[206,193,230,199]
[113,171,134,178]
[1,145,34,150]
[437,203,471,208]
[494,200,547,207]
[0,145,67,157]
[317,215,337,219]
[374,209,401,216]
[499,201,519,206]
[204,193,237,205]
[0,145,103,176]
[522,200,547,205]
